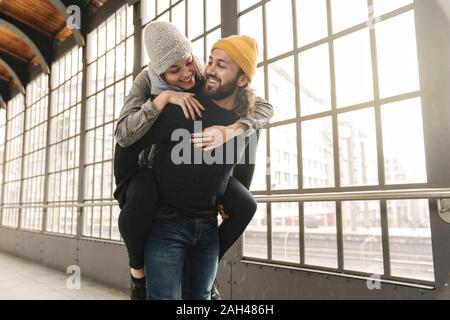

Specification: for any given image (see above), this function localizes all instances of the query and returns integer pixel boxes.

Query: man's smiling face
[203,49,245,100]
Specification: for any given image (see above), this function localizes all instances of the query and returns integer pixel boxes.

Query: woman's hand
[190,123,248,151]
[218,204,229,220]
[163,91,205,120]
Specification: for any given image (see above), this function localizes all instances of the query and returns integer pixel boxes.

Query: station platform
[0,251,127,300]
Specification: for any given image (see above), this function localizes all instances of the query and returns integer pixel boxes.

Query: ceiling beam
[0,92,6,109]
[61,0,91,7]
[0,47,28,63]
[0,79,9,104]
[0,12,52,74]
[48,0,86,47]
[0,12,53,38]
[0,52,26,94]
[0,74,10,82]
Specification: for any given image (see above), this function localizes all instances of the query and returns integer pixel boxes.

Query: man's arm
[232,130,260,190]
[217,131,259,219]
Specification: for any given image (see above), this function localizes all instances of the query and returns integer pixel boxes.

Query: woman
[114,21,273,300]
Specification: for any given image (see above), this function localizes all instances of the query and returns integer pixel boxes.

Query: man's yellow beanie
[212,35,258,82]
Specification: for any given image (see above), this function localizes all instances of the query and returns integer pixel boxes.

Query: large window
[0,108,6,221]
[141,0,222,66]
[242,0,433,283]
[21,74,49,231]
[83,5,134,240]
[47,47,83,235]
[0,0,437,286]
[2,94,25,228]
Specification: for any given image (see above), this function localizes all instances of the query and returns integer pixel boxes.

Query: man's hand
[190,123,248,151]
[218,204,229,220]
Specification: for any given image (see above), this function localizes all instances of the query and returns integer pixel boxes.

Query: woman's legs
[218,176,257,260]
[118,168,158,276]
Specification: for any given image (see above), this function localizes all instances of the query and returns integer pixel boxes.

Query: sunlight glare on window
[376,11,420,99]
[381,98,427,184]
[299,44,331,116]
[302,117,335,189]
[338,108,378,187]
[342,201,383,274]
[266,0,293,58]
[388,199,434,282]
[373,0,413,17]
[272,203,300,263]
[268,57,296,122]
[331,0,368,33]
[270,124,298,190]
[244,203,268,259]
[296,0,328,47]
[304,202,337,268]
[251,129,267,191]
[334,28,373,108]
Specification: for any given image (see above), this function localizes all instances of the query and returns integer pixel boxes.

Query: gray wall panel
[77,239,129,291]
[15,231,44,264]
[219,241,450,300]
[41,235,78,272]
[0,228,20,256]
[0,227,129,292]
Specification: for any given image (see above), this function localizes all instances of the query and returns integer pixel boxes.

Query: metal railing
[0,202,117,209]
[1,187,448,286]
[254,188,450,203]
[0,188,449,210]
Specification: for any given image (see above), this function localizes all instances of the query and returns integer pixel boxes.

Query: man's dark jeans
[144,209,219,300]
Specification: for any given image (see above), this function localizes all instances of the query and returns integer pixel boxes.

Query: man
[114,35,260,300]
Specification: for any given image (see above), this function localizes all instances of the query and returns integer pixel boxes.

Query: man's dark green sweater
[114,90,256,216]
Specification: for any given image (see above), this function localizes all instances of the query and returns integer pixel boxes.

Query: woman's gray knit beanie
[144,21,193,75]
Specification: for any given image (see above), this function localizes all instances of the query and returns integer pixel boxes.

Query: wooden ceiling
[0,0,109,100]
[0,63,12,82]
[0,25,35,62]
[91,0,108,8]
[0,0,68,38]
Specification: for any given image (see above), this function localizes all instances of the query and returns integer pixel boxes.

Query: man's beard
[203,75,239,100]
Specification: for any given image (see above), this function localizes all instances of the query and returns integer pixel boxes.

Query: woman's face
[162,54,196,90]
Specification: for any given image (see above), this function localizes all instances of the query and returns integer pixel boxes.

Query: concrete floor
[0,251,128,300]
